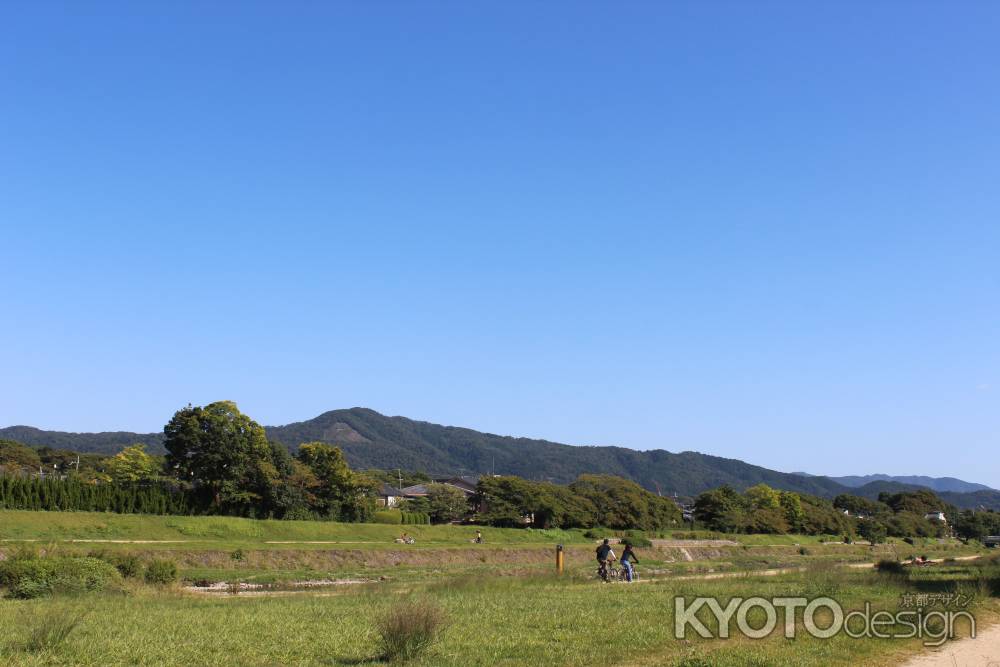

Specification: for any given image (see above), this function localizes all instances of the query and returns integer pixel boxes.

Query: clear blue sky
[2,3,998,485]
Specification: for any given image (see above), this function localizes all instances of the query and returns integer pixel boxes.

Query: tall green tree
[163,401,273,510]
[297,442,376,521]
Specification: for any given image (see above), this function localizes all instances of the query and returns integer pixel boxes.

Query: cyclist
[620,542,640,582]
[596,539,617,581]
[474,530,484,544]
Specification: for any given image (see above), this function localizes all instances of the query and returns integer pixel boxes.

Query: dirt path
[898,621,1000,667]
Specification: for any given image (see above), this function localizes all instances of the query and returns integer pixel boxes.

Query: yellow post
[556,544,564,575]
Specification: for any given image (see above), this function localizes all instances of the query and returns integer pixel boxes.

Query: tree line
[691,483,961,541]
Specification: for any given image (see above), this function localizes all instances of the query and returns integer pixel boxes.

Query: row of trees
[833,489,950,541]
[693,484,854,535]
[471,474,681,529]
[0,476,194,515]
[692,484,959,540]
[161,401,377,520]
[953,509,1000,541]
[1,402,380,521]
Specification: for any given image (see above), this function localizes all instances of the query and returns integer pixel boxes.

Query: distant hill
[794,472,994,494]
[847,480,1000,510]
[0,425,164,453]
[3,408,998,509]
[262,408,851,497]
[2,409,847,497]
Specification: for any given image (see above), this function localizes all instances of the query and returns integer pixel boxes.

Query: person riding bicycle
[620,542,639,582]
[474,530,484,544]
[596,539,617,581]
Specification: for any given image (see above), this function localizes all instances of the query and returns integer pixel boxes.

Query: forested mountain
[795,472,993,494]
[3,408,996,507]
[263,408,851,497]
[845,479,1000,510]
[0,425,164,453]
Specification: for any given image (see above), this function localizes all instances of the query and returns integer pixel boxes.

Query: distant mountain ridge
[2,408,997,509]
[792,472,995,494]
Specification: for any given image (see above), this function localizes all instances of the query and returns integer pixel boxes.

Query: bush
[401,512,430,525]
[111,554,143,579]
[876,559,906,575]
[375,598,446,662]
[282,506,314,521]
[0,557,120,599]
[374,509,403,525]
[144,559,178,585]
[623,530,653,547]
[86,549,144,579]
[799,547,810,556]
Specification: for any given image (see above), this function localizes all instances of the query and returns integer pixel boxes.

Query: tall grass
[21,607,85,654]
[375,598,447,663]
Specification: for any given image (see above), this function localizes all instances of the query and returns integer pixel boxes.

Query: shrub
[875,559,906,575]
[282,506,314,521]
[799,547,810,556]
[624,530,653,547]
[374,510,403,525]
[112,555,143,579]
[230,549,245,562]
[624,536,653,548]
[375,598,446,662]
[144,559,178,585]
[0,557,120,599]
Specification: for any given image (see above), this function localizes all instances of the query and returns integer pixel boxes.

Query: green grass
[0,510,593,550]
[0,567,993,666]
[1,510,997,666]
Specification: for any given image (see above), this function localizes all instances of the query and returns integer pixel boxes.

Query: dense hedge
[373,509,403,524]
[0,476,194,515]
[402,512,430,525]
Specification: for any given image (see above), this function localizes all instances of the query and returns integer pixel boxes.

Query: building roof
[433,475,480,490]
[379,483,402,496]
[399,484,430,496]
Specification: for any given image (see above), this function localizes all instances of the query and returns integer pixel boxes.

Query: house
[924,512,947,524]
[432,475,480,496]
[984,536,1000,548]
[377,484,403,508]
[398,484,431,498]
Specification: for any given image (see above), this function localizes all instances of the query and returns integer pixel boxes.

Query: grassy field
[1,565,997,666]
[1,510,997,666]
[0,510,595,548]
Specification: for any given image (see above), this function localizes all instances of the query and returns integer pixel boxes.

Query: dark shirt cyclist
[595,539,616,580]
[620,543,639,582]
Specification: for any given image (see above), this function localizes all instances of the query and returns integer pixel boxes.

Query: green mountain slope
[263,408,849,497]
[3,408,995,507]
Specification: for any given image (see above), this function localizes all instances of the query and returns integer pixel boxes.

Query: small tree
[858,520,888,545]
[425,483,469,524]
[104,444,159,484]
